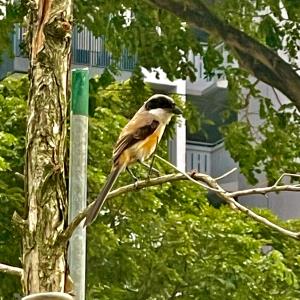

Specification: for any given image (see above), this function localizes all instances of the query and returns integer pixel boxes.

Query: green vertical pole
[68,68,89,300]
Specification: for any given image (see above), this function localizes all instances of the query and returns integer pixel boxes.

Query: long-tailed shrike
[84,94,182,226]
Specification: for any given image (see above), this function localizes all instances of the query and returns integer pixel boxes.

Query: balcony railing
[186,141,238,184]
[13,25,136,71]
[186,143,211,174]
[72,26,136,71]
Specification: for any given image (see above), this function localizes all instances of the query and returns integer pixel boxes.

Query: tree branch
[60,159,300,245]
[229,184,300,198]
[0,263,23,277]
[215,168,237,181]
[146,0,300,111]
[273,173,300,186]
[15,172,25,181]
[159,155,300,240]
[12,211,27,231]
[58,173,191,245]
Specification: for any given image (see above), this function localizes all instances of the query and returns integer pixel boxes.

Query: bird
[84,94,182,226]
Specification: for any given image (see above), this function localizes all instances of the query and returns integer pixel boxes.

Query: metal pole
[68,68,89,300]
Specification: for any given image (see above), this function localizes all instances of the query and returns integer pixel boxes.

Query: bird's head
[143,94,182,123]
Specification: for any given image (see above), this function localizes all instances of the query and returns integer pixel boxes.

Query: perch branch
[0,263,23,277]
[58,173,192,245]
[60,161,300,245]
[153,155,220,192]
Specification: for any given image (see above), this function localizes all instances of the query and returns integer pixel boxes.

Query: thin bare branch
[203,186,299,240]
[221,195,300,240]
[155,157,300,240]
[229,184,300,198]
[15,172,25,181]
[215,168,237,181]
[154,155,237,210]
[60,162,300,244]
[274,173,300,186]
[58,173,190,245]
[0,263,23,277]
[272,87,284,107]
[154,155,220,192]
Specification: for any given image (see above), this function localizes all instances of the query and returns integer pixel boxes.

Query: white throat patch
[149,108,173,124]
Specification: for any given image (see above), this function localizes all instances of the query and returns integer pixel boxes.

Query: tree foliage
[203,0,300,183]
[221,68,300,184]
[1,77,300,299]
[1,1,300,184]
[87,205,300,299]
[1,0,300,298]
[85,79,300,299]
[0,76,27,298]
[210,0,300,61]
[2,0,299,183]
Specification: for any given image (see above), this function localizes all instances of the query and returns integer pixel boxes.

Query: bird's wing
[113,114,159,164]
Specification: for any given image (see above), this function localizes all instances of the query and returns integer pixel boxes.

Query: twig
[15,172,25,181]
[229,184,300,198]
[155,157,300,240]
[215,168,237,181]
[58,173,191,245]
[243,79,259,109]
[0,263,23,277]
[220,195,300,240]
[272,87,283,107]
[273,173,300,187]
[12,211,27,231]
[154,155,220,192]
[60,166,300,244]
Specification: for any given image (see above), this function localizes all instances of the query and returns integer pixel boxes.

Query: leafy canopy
[2,0,300,183]
[1,77,300,299]
[86,79,300,300]
[0,0,300,298]
[0,76,27,298]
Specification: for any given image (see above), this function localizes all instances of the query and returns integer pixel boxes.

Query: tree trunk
[23,0,72,294]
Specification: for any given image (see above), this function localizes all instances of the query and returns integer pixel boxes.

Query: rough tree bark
[147,0,300,111]
[21,0,72,294]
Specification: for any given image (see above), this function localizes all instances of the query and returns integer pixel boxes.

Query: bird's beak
[173,106,183,115]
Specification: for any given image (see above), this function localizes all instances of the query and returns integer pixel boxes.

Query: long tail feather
[84,166,122,226]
